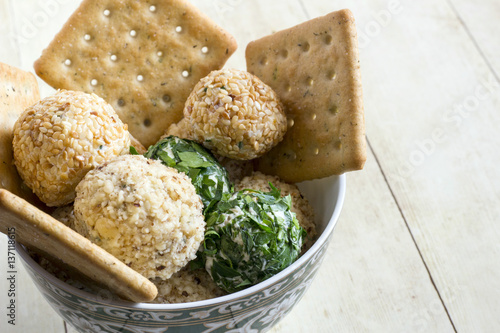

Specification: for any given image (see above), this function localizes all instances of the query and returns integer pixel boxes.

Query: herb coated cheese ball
[235,172,316,252]
[12,90,130,206]
[183,69,287,160]
[73,155,205,280]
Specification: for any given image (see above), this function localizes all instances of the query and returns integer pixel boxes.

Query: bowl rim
[17,174,346,310]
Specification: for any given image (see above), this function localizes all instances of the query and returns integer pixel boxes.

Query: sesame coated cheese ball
[12,90,130,206]
[183,69,287,160]
[73,155,205,280]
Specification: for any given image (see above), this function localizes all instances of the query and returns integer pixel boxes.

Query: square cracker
[0,62,41,204]
[34,0,237,148]
[246,9,366,183]
[0,189,157,302]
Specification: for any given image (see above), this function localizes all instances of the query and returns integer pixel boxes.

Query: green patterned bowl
[17,174,345,333]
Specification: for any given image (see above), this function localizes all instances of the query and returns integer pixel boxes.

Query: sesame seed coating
[12,90,130,206]
[73,155,205,280]
[183,69,287,160]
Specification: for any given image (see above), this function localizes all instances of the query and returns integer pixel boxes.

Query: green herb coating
[145,136,233,213]
[202,184,306,293]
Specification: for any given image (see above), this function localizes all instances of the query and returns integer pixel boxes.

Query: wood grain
[304,0,500,331]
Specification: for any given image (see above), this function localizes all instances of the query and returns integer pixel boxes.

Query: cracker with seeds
[246,9,366,183]
[34,0,237,148]
[0,62,41,204]
[0,189,158,302]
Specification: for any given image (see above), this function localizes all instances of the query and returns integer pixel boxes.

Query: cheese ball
[236,172,316,252]
[203,185,305,293]
[152,267,225,304]
[12,90,130,206]
[51,205,77,230]
[183,69,287,160]
[73,155,205,280]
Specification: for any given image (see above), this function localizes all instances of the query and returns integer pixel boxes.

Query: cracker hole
[306,77,314,86]
[182,70,189,78]
[280,49,288,58]
[130,30,137,37]
[329,105,339,115]
[311,113,317,120]
[162,94,171,103]
[201,46,209,54]
[287,150,297,160]
[103,9,111,17]
[90,79,98,86]
[64,59,72,66]
[149,5,156,12]
[84,34,91,41]
[157,51,163,57]
[287,118,294,128]
[110,54,117,61]
[324,35,333,45]
[117,98,126,107]
[175,26,183,33]
[285,83,292,92]
[260,56,268,65]
[299,42,310,52]
[137,75,144,82]
[328,71,337,80]
[314,148,319,155]
[144,118,152,127]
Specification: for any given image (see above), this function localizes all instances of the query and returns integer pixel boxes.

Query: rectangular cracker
[246,9,366,183]
[34,0,237,148]
[0,62,41,204]
[0,189,157,302]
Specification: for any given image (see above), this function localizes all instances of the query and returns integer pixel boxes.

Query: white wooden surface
[1,0,499,332]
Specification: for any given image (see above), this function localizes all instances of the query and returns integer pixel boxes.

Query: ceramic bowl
[17,174,345,333]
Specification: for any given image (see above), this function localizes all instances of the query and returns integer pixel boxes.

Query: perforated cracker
[246,9,366,182]
[34,0,237,148]
[0,62,41,204]
[0,189,158,302]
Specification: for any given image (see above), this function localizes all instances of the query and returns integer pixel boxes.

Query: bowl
[17,174,346,333]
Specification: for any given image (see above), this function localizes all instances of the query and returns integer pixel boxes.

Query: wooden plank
[448,0,500,76]
[0,0,20,66]
[302,0,500,331]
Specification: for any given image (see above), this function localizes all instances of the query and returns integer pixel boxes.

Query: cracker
[129,133,147,154]
[0,189,157,302]
[246,9,366,182]
[34,0,237,148]
[0,62,41,204]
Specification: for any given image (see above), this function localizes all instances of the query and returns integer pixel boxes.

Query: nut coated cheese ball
[73,155,205,280]
[12,90,130,206]
[183,69,287,160]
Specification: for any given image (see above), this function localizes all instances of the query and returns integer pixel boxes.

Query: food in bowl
[182,68,288,160]
[12,89,130,206]
[73,154,205,280]
[201,184,306,293]
[144,136,233,213]
[17,174,345,332]
[236,171,317,251]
